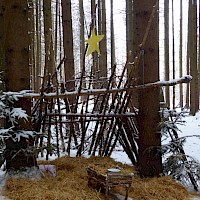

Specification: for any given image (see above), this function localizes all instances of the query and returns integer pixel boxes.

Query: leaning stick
[102,51,138,156]
[140,0,159,49]
[89,65,116,155]
[55,71,65,152]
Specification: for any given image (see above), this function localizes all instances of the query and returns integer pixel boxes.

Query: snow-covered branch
[23,75,192,99]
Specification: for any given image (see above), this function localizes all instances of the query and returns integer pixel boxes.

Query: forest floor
[0,111,199,199]
[0,156,199,199]
[0,156,192,200]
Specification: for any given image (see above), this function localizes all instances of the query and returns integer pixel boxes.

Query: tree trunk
[126,0,134,62]
[172,0,175,108]
[190,0,199,115]
[79,0,86,93]
[91,0,99,89]
[135,0,162,177]
[28,0,35,91]
[164,0,170,107]
[126,0,138,108]
[59,1,63,78]
[61,0,75,107]
[98,0,107,88]
[4,0,36,170]
[43,0,55,77]
[0,0,5,93]
[186,0,191,108]
[4,1,30,91]
[179,0,183,108]
[110,0,116,90]
[35,0,42,93]
[79,0,85,67]
[54,0,59,68]
[199,0,200,104]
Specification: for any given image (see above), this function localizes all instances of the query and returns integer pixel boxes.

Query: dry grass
[126,176,189,200]
[3,156,189,200]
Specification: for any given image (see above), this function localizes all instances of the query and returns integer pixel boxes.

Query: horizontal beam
[46,113,137,118]
[22,75,192,99]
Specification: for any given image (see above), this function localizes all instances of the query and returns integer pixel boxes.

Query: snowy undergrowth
[160,108,200,192]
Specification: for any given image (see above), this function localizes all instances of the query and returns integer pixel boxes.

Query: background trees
[0,1,199,111]
[0,0,199,177]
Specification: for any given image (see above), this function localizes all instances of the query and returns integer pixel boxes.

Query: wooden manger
[87,168,133,199]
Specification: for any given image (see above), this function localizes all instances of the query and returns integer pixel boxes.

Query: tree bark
[110,0,116,85]
[43,0,55,77]
[199,0,200,103]
[61,0,75,106]
[0,0,5,89]
[190,0,199,115]
[172,0,175,108]
[54,0,59,67]
[35,0,42,93]
[126,0,138,108]
[135,0,162,177]
[98,0,107,87]
[179,0,183,107]
[28,0,35,91]
[3,0,36,170]
[164,0,170,107]
[79,0,86,93]
[186,0,191,108]
[91,0,99,90]
[79,0,85,66]
[4,1,30,91]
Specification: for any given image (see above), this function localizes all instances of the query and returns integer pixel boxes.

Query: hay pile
[124,176,189,200]
[3,156,189,200]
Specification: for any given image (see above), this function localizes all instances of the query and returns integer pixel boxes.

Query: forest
[0,0,199,199]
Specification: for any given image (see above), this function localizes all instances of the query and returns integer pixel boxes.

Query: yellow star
[85,28,104,56]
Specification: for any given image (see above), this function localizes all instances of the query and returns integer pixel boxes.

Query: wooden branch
[23,75,192,100]
[140,0,159,49]
[47,113,136,118]
[136,75,192,88]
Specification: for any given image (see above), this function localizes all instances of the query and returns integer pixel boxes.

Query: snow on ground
[177,111,200,162]
[177,111,200,199]
[111,149,132,165]
[0,170,8,200]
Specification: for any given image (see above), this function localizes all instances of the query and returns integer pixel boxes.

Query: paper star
[85,28,104,56]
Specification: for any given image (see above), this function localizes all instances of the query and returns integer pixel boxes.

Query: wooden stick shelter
[19,0,193,181]
[28,67,192,164]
